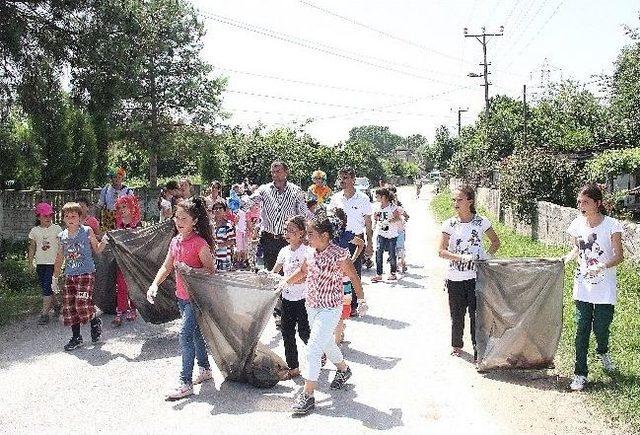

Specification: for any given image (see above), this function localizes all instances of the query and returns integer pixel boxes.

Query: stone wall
[476,187,500,220]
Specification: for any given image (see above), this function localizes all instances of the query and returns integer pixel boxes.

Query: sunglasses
[211,207,225,211]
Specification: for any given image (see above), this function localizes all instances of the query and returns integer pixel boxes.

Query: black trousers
[260,232,288,272]
[281,298,310,369]
[348,235,364,311]
[447,279,477,349]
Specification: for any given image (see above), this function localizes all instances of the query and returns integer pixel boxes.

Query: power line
[298,0,469,64]
[199,11,462,86]
[213,66,417,98]
[495,0,541,58]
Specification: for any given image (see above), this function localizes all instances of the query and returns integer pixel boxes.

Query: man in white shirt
[327,167,374,315]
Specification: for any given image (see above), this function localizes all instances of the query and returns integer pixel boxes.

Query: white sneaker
[193,367,213,385]
[165,382,193,400]
[599,353,616,371]
[570,375,587,391]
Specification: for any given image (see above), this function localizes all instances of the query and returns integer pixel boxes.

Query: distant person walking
[97,167,133,232]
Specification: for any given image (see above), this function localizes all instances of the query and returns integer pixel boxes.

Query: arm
[605,232,624,269]
[281,259,308,286]
[27,239,36,270]
[88,228,108,254]
[151,250,175,287]
[364,215,374,256]
[485,227,501,256]
[350,236,365,262]
[53,247,64,280]
[563,239,579,263]
[438,232,469,262]
[339,258,364,300]
[198,245,216,274]
[389,208,402,223]
[271,263,283,274]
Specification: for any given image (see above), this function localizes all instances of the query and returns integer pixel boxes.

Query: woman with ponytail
[147,197,215,400]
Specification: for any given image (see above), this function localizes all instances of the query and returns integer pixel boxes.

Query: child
[211,201,235,271]
[53,202,109,351]
[438,185,500,359]
[387,187,410,274]
[146,197,215,400]
[371,188,402,282]
[331,209,364,343]
[307,170,332,205]
[272,216,312,379]
[279,216,367,415]
[246,204,261,272]
[158,180,179,222]
[78,197,100,238]
[565,184,624,391]
[28,202,63,325]
[112,194,142,326]
[234,206,248,269]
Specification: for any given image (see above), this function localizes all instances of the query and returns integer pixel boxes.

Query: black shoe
[37,314,49,325]
[330,366,352,390]
[292,392,315,415]
[64,336,83,351]
[90,318,102,343]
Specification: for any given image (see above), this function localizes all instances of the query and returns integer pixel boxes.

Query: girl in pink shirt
[147,197,215,401]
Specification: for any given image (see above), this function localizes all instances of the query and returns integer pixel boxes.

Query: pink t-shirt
[169,232,209,300]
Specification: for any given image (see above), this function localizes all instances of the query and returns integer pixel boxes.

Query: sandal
[112,314,123,327]
[450,347,463,357]
[371,276,383,283]
[125,309,137,321]
[387,273,398,280]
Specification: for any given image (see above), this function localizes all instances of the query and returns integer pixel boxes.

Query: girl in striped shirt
[278,216,367,415]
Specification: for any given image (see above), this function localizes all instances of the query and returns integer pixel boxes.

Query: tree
[609,15,640,148]
[346,125,404,157]
[430,125,458,170]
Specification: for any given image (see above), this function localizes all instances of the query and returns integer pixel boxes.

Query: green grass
[0,291,42,327]
[432,188,640,429]
[0,256,42,327]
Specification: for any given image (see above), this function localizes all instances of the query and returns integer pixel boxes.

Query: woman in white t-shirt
[272,215,312,380]
[438,185,500,359]
[564,184,624,391]
[28,202,63,325]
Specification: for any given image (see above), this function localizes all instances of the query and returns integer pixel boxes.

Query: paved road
[0,186,616,434]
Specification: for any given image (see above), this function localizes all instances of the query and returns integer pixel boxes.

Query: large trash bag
[93,245,117,315]
[107,221,180,324]
[475,258,564,372]
[179,267,287,388]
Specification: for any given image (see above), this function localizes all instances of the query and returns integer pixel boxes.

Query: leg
[37,265,54,315]
[281,298,300,369]
[592,304,615,355]
[192,311,210,370]
[388,237,398,274]
[375,236,385,276]
[303,307,343,392]
[574,300,593,376]
[62,276,80,327]
[465,279,478,349]
[115,268,128,315]
[348,242,362,311]
[296,300,310,344]
[447,280,466,349]
[178,300,197,384]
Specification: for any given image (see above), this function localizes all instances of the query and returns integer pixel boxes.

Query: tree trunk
[149,151,158,188]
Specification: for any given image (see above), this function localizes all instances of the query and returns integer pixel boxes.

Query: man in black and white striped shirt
[245,160,308,271]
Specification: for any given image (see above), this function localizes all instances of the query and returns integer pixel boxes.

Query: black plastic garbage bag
[475,258,564,371]
[180,267,287,388]
[93,245,117,315]
[107,221,180,324]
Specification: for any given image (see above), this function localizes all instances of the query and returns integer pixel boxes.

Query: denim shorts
[396,231,406,251]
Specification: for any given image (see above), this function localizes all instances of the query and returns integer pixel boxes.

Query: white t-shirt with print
[567,215,623,305]
[327,191,372,235]
[441,215,492,281]
[276,244,313,301]
[159,198,172,222]
[374,203,400,239]
[28,224,63,265]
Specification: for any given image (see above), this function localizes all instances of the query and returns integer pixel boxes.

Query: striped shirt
[245,182,308,235]
[214,221,235,270]
[305,243,350,308]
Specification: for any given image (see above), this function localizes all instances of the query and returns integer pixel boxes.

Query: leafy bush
[498,149,585,222]
[0,258,38,293]
[585,147,640,182]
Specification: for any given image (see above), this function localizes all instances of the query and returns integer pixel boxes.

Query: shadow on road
[341,342,401,371]
[350,314,410,330]
[480,369,572,392]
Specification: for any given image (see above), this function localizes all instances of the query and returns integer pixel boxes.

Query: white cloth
[276,244,312,301]
[28,224,63,265]
[327,190,372,235]
[441,214,492,281]
[236,209,247,233]
[567,215,623,304]
[374,203,399,239]
[159,198,172,222]
[302,306,343,382]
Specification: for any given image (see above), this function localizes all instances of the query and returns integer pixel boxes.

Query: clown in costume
[98,167,133,232]
[307,170,332,206]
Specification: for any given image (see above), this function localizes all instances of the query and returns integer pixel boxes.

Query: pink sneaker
[193,367,213,385]
[125,309,137,322]
[165,382,193,401]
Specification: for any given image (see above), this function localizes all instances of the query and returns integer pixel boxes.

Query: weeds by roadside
[0,245,41,327]
[431,188,640,430]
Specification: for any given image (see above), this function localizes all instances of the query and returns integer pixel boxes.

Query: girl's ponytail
[192,197,215,249]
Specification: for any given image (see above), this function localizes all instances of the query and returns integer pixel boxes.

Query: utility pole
[457,107,469,136]
[464,26,504,117]
[523,84,527,148]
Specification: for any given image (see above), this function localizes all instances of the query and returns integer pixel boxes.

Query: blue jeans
[376,235,398,276]
[178,299,210,384]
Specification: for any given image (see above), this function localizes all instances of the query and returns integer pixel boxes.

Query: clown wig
[115,194,141,228]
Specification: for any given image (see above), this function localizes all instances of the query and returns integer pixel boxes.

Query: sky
[191,0,639,145]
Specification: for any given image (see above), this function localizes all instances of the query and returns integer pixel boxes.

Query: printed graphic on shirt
[64,241,84,270]
[445,215,486,273]
[575,233,605,285]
